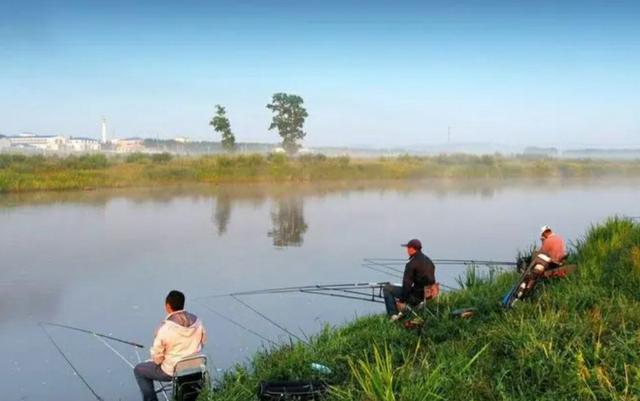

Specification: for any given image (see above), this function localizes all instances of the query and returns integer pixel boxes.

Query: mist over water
[1,178,639,401]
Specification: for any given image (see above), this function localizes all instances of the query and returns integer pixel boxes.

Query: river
[1,178,638,401]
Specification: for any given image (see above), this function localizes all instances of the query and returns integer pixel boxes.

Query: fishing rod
[300,285,387,304]
[198,283,394,344]
[299,289,385,303]
[40,322,145,348]
[364,258,517,266]
[200,281,394,299]
[39,323,105,401]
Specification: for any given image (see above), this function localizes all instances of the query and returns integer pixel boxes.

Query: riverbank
[2,153,640,193]
[204,217,640,401]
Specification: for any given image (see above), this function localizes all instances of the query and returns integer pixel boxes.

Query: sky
[1,0,639,148]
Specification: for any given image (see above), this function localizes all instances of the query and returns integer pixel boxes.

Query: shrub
[151,152,172,163]
[62,154,109,169]
[125,153,150,163]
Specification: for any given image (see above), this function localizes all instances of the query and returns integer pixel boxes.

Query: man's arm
[400,261,414,302]
[150,325,166,365]
[201,326,207,347]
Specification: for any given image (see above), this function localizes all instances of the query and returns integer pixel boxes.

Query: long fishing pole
[300,288,385,304]
[196,300,278,346]
[230,295,307,344]
[39,323,105,401]
[201,282,393,299]
[364,258,517,266]
[40,322,145,348]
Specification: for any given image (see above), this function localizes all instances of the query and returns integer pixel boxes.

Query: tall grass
[1,153,640,193]
[203,218,640,401]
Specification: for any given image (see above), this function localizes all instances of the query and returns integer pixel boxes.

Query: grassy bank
[204,218,640,401]
[1,153,640,193]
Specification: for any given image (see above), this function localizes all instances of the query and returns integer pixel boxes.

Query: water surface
[1,179,638,401]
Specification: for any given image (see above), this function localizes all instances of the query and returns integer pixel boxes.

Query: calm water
[1,179,639,401]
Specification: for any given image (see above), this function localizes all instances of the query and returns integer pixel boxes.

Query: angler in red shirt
[533,225,566,275]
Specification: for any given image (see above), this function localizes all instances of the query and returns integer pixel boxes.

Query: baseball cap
[540,225,552,236]
[401,239,422,250]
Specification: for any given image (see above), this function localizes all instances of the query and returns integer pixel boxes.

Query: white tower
[101,117,107,144]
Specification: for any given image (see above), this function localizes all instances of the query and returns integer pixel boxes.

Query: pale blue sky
[1,0,639,147]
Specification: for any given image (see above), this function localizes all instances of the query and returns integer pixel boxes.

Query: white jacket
[150,310,207,376]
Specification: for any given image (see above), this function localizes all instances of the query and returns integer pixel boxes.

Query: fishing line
[93,334,135,369]
[363,263,402,278]
[363,259,404,273]
[230,295,307,344]
[39,323,105,401]
[196,300,278,346]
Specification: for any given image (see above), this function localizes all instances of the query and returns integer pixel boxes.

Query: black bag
[257,380,328,400]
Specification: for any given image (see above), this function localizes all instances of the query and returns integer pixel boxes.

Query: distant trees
[210,105,236,152]
[209,94,308,155]
[266,93,308,155]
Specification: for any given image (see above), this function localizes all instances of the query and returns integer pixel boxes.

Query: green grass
[203,217,640,401]
[1,153,640,193]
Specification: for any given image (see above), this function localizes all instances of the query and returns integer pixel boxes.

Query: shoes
[390,313,403,322]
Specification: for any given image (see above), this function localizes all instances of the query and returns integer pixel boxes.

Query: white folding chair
[157,354,209,401]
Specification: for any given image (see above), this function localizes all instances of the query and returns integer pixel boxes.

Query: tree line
[209,93,308,155]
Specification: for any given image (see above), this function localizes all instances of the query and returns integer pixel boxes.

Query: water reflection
[213,194,232,235]
[268,196,308,247]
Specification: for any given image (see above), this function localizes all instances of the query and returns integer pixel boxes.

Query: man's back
[540,233,566,263]
[151,310,206,376]
[403,252,436,299]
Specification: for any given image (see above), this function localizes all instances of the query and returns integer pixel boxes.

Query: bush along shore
[202,218,640,401]
[1,153,640,193]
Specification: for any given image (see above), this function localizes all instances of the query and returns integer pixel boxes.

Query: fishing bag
[257,380,328,400]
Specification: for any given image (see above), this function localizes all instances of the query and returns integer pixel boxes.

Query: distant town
[1,119,640,160]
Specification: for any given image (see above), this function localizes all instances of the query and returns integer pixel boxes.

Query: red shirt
[540,233,566,263]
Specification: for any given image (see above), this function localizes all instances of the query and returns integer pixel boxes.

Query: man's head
[165,290,185,314]
[401,238,422,256]
[540,225,552,240]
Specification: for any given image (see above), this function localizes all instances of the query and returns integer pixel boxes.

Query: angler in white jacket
[133,290,207,401]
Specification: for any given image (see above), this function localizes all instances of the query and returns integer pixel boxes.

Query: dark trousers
[383,284,404,316]
[134,361,172,401]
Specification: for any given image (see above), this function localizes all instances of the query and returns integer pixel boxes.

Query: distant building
[7,134,67,151]
[113,137,144,153]
[101,118,108,144]
[174,136,190,143]
[0,137,9,150]
[68,137,101,152]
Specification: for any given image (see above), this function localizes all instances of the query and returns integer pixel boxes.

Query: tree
[210,105,236,151]
[266,93,308,155]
